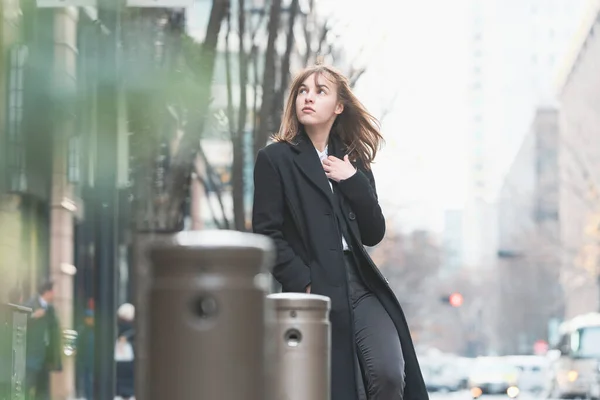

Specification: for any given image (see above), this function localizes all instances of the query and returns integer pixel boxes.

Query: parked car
[468,357,521,398]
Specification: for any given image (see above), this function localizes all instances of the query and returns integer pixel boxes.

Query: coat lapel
[327,132,348,160]
[292,133,334,206]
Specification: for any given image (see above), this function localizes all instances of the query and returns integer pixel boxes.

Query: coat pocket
[310,256,345,288]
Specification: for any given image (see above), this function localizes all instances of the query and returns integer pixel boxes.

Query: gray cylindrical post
[147,231,274,400]
[267,293,331,400]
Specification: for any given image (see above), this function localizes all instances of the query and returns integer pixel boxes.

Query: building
[556,0,600,318]
[495,107,562,354]
[463,0,589,270]
[497,108,560,255]
[440,209,464,277]
[467,0,588,202]
[0,2,136,397]
[0,3,86,397]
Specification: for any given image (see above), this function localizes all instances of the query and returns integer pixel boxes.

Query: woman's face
[295,72,343,128]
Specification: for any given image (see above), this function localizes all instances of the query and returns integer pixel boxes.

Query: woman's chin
[298,118,325,127]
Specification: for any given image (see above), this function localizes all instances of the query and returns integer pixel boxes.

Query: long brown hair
[273,64,384,168]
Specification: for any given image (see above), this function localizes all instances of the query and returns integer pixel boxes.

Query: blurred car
[544,313,600,399]
[455,356,476,389]
[468,357,521,398]
[504,355,548,393]
[419,355,464,393]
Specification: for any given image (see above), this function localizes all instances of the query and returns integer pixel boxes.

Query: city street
[2,0,600,399]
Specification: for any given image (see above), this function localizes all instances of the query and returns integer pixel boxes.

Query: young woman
[252,65,428,400]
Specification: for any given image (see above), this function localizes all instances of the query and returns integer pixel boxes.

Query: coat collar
[290,130,348,158]
[290,131,348,204]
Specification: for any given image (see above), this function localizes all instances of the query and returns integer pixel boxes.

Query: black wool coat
[252,132,429,400]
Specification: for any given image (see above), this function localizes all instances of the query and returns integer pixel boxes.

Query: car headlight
[507,386,520,398]
[470,387,482,398]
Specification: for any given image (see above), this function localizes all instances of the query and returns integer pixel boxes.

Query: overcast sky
[320,0,472,233]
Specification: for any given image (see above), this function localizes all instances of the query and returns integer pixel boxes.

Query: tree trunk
[161,0,228,230]
[252,45,260,138]
[272,0,299,131]
[231,0,249,231]
[225,3,235,135]
[303,0,315,65]
[254,0,282,156]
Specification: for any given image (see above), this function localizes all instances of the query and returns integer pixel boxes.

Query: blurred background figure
[24,281,62,400]
[116,303,135,400]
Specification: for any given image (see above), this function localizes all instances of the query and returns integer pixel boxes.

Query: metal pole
[147,231,274,400]
[93,0,120,398]
[267,293,331,400]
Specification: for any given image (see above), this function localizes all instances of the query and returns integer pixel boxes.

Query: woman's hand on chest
[322,155,357,182]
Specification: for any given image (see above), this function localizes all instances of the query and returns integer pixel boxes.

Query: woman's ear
[335,102,344,115]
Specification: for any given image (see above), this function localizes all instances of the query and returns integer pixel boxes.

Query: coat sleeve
[337,163,386,246]
[252,149,311,292]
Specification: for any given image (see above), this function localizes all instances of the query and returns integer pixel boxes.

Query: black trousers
[345,251,406,400]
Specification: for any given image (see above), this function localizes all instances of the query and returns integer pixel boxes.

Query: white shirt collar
[316,145,328,161]
[39,296,48,309]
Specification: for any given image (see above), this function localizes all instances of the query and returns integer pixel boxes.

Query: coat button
[348,212,356,220]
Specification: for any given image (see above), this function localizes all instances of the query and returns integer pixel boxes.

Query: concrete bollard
[267,293,331,400]
[146,231,274,400]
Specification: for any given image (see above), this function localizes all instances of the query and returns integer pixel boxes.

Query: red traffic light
[449,293,463,307]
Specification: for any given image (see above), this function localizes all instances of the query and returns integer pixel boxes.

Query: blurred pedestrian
[24,281,62,400]
[252,64,428,400]
[115,303,135,400]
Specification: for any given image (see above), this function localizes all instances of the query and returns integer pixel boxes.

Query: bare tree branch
[196,144,232,229]
[379,91,398,125]
[314,22,330,62]
[194,173,227,230]
[348,66,366,89]
[249,1,267,43]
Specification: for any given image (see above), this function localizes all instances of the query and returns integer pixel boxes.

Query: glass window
[5,44,28,191]
[572,327,600,358]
